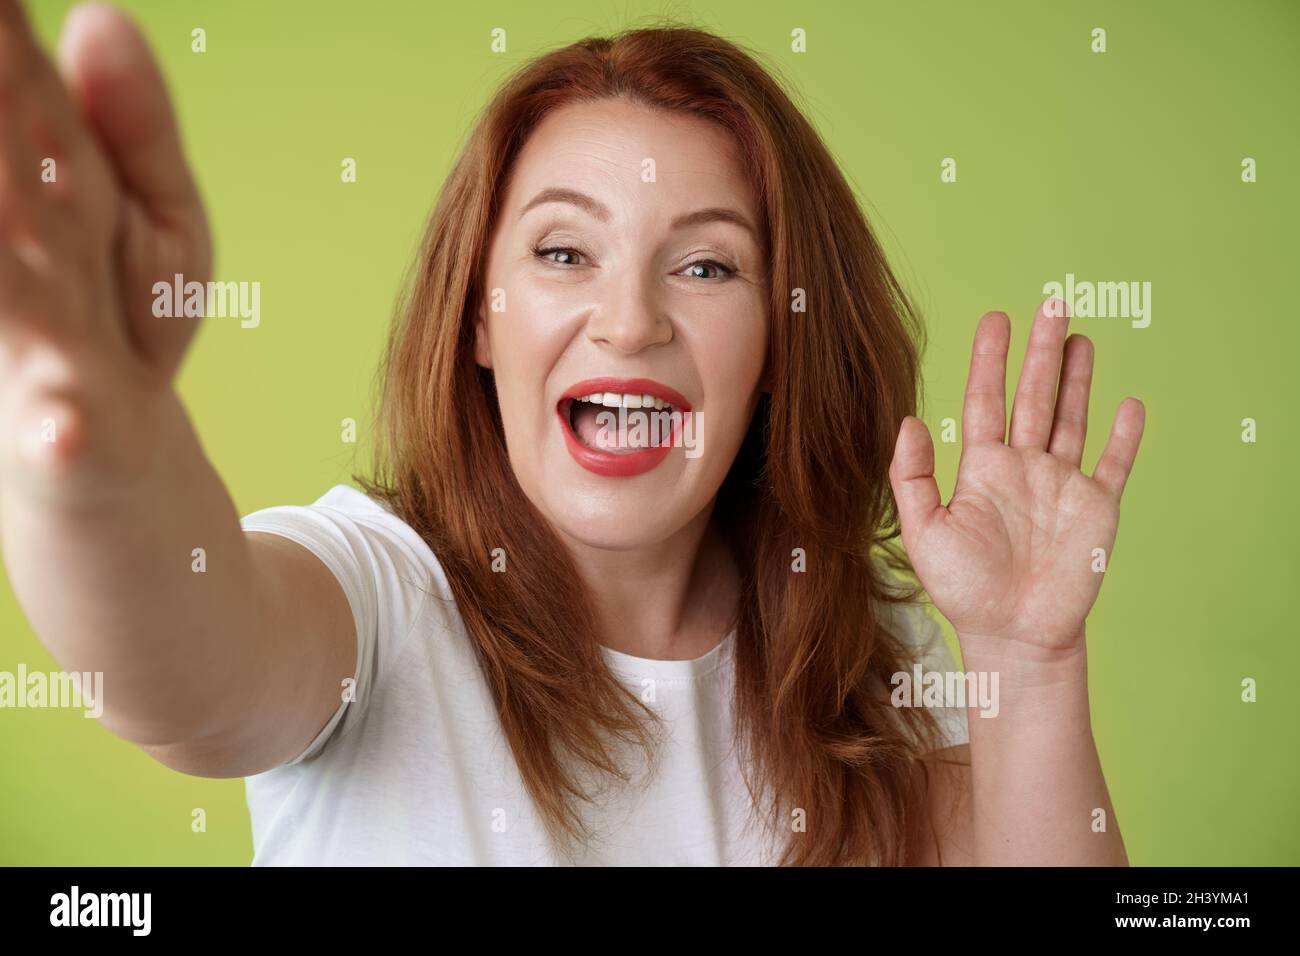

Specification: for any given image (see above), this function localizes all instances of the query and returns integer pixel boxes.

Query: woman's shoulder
[308,483,397,516]
[239,482,459,640]
[242,484,437,568]
[283,483,415,535]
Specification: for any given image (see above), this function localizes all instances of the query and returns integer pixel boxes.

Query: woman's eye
[533,247,733,279]
[534,247,584,266]
[680,259,734,280]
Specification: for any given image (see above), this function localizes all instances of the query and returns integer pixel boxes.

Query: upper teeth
[576,392,671,410]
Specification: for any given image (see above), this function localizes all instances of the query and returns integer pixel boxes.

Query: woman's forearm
[0,389,265,749]
[958,626,1128,866]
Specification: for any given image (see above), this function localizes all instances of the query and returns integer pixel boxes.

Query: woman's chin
[508,438,714,552]
[537,495,695,553]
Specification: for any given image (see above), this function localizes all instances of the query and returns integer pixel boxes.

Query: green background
[2,0,1296,865]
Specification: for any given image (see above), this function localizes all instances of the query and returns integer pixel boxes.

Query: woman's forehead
[506,98,757,221]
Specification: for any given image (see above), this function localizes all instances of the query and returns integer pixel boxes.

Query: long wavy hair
[360,22,947,865]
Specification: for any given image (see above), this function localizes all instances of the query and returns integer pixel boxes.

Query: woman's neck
[560,506,739,661]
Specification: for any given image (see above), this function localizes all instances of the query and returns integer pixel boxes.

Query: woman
[0,3,1144,865]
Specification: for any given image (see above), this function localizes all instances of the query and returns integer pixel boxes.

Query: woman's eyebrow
[669,207,757,240]
[518,187,757,240]
[519,187,611,222]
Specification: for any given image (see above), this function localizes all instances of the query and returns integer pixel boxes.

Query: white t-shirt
[239,485,969,865]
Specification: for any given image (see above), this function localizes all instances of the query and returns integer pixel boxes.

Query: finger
[0,0,119,265]
[57,5,204,218]
[0,230,43,340]
[889,416,946,541]
[0,0,34,40]
[0,33,53,321]
[0,53,38,223]
[0,0,102,165]
[1008,298,1070,449]
[1093,398,1145,498]
[0,43,109,343]
[58,5,208,368]
[0,60,86,275]
[0,1,42,154]
[1046,334,1094,467]
[961,311,1010,446]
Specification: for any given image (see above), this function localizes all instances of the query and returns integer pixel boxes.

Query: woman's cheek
[493,275,569,363]
[695,303,767,395]
[487,304,552,459]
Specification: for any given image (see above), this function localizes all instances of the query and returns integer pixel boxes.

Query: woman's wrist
[955,626,1090,697]
[956,628,1097,770]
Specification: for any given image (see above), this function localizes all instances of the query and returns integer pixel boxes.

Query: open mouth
[555,378,691,478]
[560,392,681,454]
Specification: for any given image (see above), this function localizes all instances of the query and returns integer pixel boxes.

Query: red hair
[362,21,946,865]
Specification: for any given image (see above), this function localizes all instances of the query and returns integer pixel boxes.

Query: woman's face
[476,97,769,551]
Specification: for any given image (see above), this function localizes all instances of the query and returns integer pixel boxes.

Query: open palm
[889,301,1145,654]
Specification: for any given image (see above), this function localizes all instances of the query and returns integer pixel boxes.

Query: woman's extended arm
[892,302,1144,865]
[0,2,352,776]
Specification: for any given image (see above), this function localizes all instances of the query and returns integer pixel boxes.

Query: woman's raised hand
[889,300,1145,658]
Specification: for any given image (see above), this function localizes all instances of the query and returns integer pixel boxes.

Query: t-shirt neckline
[599,629,736,681]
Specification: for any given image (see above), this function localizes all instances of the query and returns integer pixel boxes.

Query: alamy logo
[1042,273,1151,328]
[50,886,151,936]
[152,273,261,328]
[593,407,704,458]
[0,666,102,717]
[891,664,1000,718]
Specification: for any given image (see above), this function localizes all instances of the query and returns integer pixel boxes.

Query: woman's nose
[583,273,673,354]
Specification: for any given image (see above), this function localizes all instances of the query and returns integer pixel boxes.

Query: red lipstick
[557,378,692,478]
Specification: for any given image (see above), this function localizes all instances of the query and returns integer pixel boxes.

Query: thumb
[56,4,204,223]
[889,416,944,543]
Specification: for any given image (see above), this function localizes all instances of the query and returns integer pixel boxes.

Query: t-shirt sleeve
[879,597,971,753]
[238,484,434,766]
